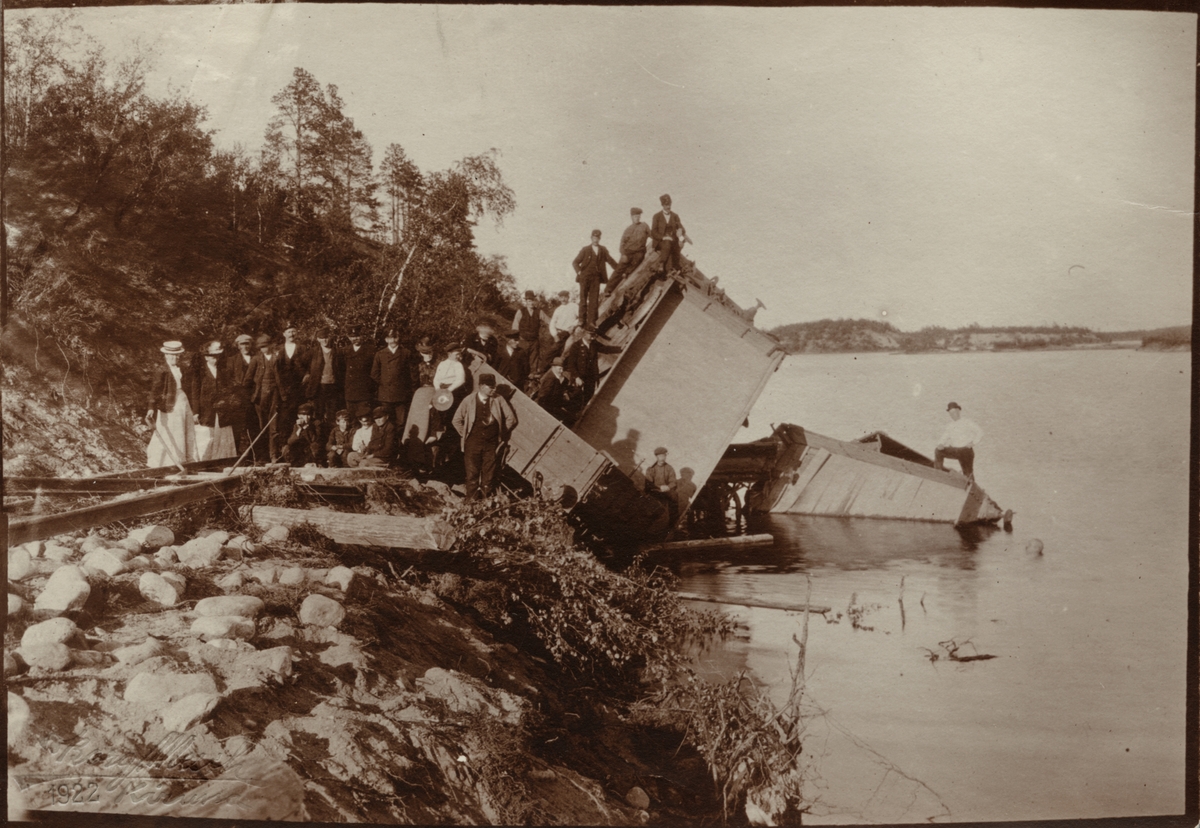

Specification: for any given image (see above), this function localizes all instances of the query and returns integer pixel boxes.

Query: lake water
[675,349,1190,823]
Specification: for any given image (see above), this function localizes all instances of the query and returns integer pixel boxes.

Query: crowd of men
[146,192,702,500]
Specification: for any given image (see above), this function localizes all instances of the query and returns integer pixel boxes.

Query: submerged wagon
[709,424,1004,526]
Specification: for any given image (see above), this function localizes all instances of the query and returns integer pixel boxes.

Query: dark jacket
[191,361,238,427]
[495,345,530,391]
[147,364,190,413]
[451,392,518,452]
[572,243,618,284]
[305,345,345,399]
[464,332,499,367]
[326,424,355,456]
[342,344,376,402]
[273,343,310,402]
[362,421,397,462]
[284,420,322,465]
[371,346,415,404]
[534,370,572,419]
[225,351,256,403]
[248,351,279,406]
[650,210,685,247]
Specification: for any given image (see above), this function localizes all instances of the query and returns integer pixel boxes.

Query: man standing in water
[934,402,983,481]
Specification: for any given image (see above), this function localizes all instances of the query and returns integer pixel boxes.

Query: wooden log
[641,533,773,554]
[87,456,240,481]
[4,477,184,495]
[7,476,244,547]
[244,505,456,552]
[678,591,831,615]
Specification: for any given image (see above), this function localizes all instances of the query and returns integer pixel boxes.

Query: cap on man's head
[631,207,642,216]
[654,446,668,456]
[591,228,602,238]
[372,406,389,419]
[298,402,315,416]
[659,194,672,206]
[551,356,564,366]
[348,326,363,337]
[282,321,297,332]
[359,412,372,421]
[558,290,570,299]
[335,409,350,420]
[582,324,596,335]
[317,327,332,339]
[446,342,464,353]
[255,334,272,347]
[947,402,961,411]
[476,318,494,330]
[235,334,252,345]
[479,373,497,388]
[506,328,521,340]
[203,341,224,356]
[524,290,537,300]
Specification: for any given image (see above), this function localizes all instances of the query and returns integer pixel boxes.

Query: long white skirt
[147,388,197,468]
[195,413,237,462]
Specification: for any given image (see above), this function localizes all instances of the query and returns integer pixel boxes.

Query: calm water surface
[676,349,1190,823]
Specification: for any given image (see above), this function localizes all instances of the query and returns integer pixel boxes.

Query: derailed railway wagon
[470,250,785,544]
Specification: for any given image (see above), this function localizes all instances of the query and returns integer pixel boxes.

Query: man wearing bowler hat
[452,372,518,500]
[934,402,983,481]
[572,229,618,327]
[607,207,650,298]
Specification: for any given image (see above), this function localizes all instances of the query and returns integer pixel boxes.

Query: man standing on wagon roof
[650,193,690,277]
[934,402,984,481]
[606,207,650,298]
[572,229,618,327]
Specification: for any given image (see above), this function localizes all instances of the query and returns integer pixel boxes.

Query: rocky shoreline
[6,473,742,825]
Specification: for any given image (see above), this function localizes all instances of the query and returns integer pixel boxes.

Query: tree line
[4,11,519,403]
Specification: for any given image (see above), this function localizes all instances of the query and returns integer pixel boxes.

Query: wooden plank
[678,591,831,615]
[245,505,455,551]
[801,430,968,490]
[642,533,774,554]
[7,476,244,547]
[87,456,240,481]
[4,477,184,495]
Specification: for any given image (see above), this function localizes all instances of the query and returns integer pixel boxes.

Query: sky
[25,4,1197,332]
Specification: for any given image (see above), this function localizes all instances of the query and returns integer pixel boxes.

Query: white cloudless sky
[40,4,1196,331]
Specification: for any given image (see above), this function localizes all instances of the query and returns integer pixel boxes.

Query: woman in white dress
[145,341,197,468]
[191,340,238,461]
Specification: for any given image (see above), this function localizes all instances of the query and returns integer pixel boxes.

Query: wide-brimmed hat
[160,341,185,355]
[432,390,455,412]
[415,336,434,355]
[203,341,224,356]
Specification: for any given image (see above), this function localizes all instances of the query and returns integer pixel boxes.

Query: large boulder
[8,548,33,582]
[138,572,182,607]
[260,525,290,545]
[217,572,245,592]
[43,544,73,564]
[195,596,264,619]
[20,617,79,650]
[298,594,345,628]
[192,616,256,641]
[34,566,91,614]
[177,536,224,569]
[19,643,72,671]
[8,594,25,617]
[124,671,218,705]
[324,566,355,592]
[82,549,127,578]
[161,692,222,733]
[278,566,306,586]
[127,524,175,550]
[113,638,165,667]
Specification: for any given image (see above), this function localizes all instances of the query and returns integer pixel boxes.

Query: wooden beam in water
[678,591,831,615]
[641,533,774,554]
[7,476,244,546]
[244,505,456,552]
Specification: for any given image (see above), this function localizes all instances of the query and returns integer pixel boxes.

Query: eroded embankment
[7,470,806,825]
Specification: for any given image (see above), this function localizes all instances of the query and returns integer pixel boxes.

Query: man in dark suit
[572,228,618,327]
[306,328,344,426]
[606,207,650,298]
[650,193,690,277]
[248,333,281,461]
[273,322,311,450]
[495,329,530,391]
[225,333,260,455]
[534,357,572,422]
[370,328,414,430]
[562,325,616,406]
[342,327,376,420]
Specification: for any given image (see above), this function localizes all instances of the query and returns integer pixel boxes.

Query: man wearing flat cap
[607,207,650,298]
[650,194,690,277]
[934,402,984,481]
[273,322,311,452]
[371,328,414,432]
[307,328,344,425]
[248,333,281,461]
[644,446,680,528]
[282,401,322,467]
[534,356,572,422]
[572,229,618,328]
[341,326,376,421]
[225,333,260,455]
[495,329,530,391]
[452,373,518,500]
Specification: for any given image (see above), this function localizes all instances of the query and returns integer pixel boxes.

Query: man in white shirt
[934,402,984,480]
[549,290,578,341]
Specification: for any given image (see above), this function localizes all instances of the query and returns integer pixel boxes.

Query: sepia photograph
[3,3,1194,826]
